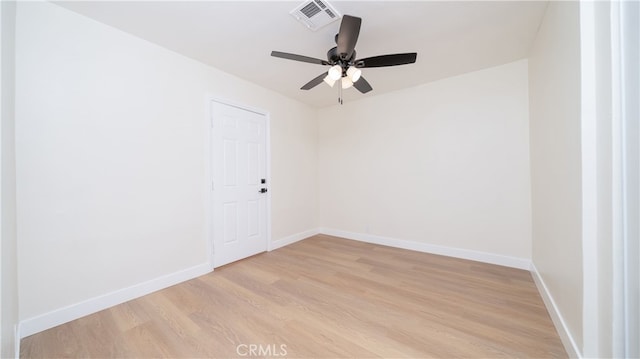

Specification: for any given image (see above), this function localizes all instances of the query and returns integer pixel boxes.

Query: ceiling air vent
[290,0,341,31]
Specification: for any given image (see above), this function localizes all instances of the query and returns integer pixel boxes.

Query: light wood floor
[21,235,567,358]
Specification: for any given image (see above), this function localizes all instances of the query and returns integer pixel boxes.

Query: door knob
[259,188,268,193]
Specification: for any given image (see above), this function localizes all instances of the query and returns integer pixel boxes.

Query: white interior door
[211,101,268,268]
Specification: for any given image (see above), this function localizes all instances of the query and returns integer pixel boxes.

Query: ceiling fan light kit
[271,14,417,104]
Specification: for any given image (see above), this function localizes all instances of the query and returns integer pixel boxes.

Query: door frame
[205,95,272,269]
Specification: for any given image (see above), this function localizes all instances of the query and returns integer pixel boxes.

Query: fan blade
[271,51,329,65]
[355,53,417,68]
[337,15,362,60]
[353,76,373,94]
[301,72,328,90]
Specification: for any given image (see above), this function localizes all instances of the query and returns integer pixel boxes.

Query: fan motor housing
[327,47,356,65]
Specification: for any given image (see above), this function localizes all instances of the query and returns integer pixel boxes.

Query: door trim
[205,95,272,269]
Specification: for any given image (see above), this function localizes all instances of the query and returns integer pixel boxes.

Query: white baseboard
[269,228,320,251]
[319,228,531,270]
[530,263,581,358]
[19,262,211,338]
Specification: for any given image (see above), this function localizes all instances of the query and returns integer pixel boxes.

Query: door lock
[259,188,268,193]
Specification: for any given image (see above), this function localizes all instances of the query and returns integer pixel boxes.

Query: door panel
[223,140,237,186]
[211,101,268,267]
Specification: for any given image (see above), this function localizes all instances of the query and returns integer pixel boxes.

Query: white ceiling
[54,1,548,108]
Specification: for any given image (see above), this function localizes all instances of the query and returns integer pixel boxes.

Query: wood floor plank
[109,301,152,333]
[20,234,567,358]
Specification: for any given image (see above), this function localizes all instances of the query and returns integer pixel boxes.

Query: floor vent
[290,0,341,31]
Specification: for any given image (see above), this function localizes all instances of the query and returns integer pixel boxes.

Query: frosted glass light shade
[341,77,353,89]
[328,65,342,81]
[347,66,361,82]
[323,75,336,87]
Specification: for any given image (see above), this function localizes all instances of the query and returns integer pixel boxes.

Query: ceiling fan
[271,15,417,103]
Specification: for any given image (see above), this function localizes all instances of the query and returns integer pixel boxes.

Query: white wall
[528,1,583,355]
[1,0,20,357]
[15,1,317,327]
[270,106,318,239]
[318,60,532,263]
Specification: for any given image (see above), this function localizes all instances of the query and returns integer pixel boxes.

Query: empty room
[1,0,638,358]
